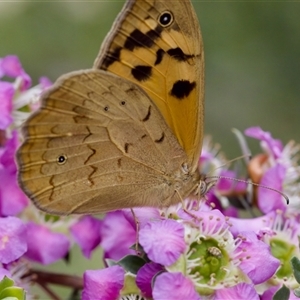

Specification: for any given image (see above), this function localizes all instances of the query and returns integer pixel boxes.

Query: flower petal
[25,222,70,264]
[100,211,136,261]
[82,266,124,300]
[139,219,185,266]
[215,283,259,300]
[0,217,27,264]
[245,127,283,159]
[0,82,13,129]
[153,272,200,300]
[0,55,31,90]
[258,163,286,213]
[237,231,280,284]
[136,262,163,298]
[122,207,161,229]
[70,216,101,259]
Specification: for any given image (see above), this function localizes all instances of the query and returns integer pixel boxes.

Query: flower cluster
[1,55,300,300]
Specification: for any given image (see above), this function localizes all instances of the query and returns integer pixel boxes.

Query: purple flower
[25,222,70,264]
[0,131,28,216]
[245,126,283,159]
[0,216,27,264]
[258,163,287,213]
[136,262,164,298]
[259,212,300,288]
[152,272,201,300]
[139,219,185,266]
[214,283,259,300]
[100,211,136,261]
[70,216,102,259]
[245,127,299,213]
[0,82,14,129]
[236,231,280,284]
[0,55,31,90]
[122,207,161,229]
[180,210,242,293]
[38,76,52,89]
[229,212,274,237]
[82,265,125,300]
[0,267,11,280]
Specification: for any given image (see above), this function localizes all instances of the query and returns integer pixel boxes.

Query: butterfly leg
[175,190,200,220]
[130,208,141,255]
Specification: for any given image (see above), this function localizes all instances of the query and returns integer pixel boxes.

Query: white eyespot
[158,11,174,27]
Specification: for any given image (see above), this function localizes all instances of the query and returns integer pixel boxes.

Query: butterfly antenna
[207,154,252,175]
[205,175,290,205]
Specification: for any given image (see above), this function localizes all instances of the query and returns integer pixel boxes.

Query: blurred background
[0,1,299,297]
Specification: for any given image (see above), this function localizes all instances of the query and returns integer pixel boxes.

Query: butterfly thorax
[162,162,203,207]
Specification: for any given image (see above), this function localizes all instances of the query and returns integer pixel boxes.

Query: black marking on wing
[85,146,96,164]
[155,49,165,65]
[170,80,196,100]
[102,47,122,69]
[142,106,152,122]
[167,47,194,62]
[83,126,92,143]
[49,176,55,202]
[131,65,152,82]
[124,26,162,51]
[88,165,97,186]
[124,143,132,153]
[117,158,122,168]
[155,132,165,143]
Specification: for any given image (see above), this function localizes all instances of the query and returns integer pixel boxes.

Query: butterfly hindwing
[17,70,193,214]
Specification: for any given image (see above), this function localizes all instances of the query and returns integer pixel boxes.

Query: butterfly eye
[57,155,67,165]
[158,11,174,27]
[120,100,126,106]
[104,105,109,111]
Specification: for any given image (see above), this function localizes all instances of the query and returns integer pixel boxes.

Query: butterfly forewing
[94,0,204,171]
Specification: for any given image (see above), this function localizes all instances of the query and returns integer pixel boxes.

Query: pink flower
[236,231,280,284]
[136,262,163,298]
[100,211,136,261]
[245,126,283,159]
[70,216,102,258]
[139,219,185,266]
[152,272,201,300]
[0,82,14,129]
[215,283,259,300]
[258,163,287,213]
[82,266,125,300]
[25,222,70,264]
[0,216,27,264]
[0,131,28,216]
[0,55,31,90]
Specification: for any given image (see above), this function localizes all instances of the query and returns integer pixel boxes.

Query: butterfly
[17,0,209,215]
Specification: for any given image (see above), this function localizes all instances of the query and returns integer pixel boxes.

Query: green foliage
[0,276,26,300]
[273,284,290,300]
